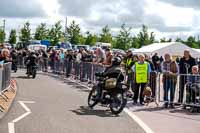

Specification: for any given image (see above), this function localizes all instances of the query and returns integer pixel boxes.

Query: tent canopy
[134,42,200,58]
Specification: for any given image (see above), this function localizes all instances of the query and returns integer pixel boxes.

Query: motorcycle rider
[95,56,124,100]
[25,50,37,74]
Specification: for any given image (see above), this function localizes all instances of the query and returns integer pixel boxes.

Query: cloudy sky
[0,0,200,40]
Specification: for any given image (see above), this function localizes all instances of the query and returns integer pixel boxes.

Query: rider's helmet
[111,56,122,66]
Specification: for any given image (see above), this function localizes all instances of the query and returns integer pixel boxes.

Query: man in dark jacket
[65,50,74,77]
[152,53,160,72]
[178,50,196,103]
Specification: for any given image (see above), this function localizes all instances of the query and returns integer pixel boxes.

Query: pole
[3,19,5,33]
[65,17,68,42]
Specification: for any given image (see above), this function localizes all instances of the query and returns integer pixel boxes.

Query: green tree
[99,25,112,43]
[160,37,172,43]
[19,22,31,47]
[175,37,183,42]
[114,24,132,50]
[137,25,155,48]
[131,36,140,48]
[8,29,17,44]
[34,23,48,40]
[67,20,81,45]
[185,36,198,48]
[85,31,97,46]
[0,29,5,43]
[48,21,63,46]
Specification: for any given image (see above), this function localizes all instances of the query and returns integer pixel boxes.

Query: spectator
[152,53,161,72]
[160,56,164,63]
[186,66,200,104]
[54,50,60,73]
[41,50,48,72]
[59,49,65,73]
[50,50,56,71]
[74,50,82,79]
[65,50,74,77]
[178,50,196,103]
[0,48,12,63]
[176,57,180,64]
[81,50,94,82]
[161,53,179,108]
[102,48,112,66]
[95,48,106,64]
[132,54,152,105]
[125,50,135,94]
[145,54,156,98]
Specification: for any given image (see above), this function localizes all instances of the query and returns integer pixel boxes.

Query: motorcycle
[88,73,127,115]
[27,64,37,79]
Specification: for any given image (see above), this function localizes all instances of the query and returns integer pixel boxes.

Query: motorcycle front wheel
[88,86,99,108]
[110,91,127,115]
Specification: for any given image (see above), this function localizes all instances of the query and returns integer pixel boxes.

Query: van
[74,45,90,51]
[28,44,47,51]
[96,42,111,50]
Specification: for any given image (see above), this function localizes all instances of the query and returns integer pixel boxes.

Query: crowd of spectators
[0,43,200,108]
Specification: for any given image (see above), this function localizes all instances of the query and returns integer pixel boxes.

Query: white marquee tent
[134,42,200,58]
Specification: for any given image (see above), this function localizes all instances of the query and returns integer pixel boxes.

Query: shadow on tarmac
[14,76,30,79]
[70,106,119,117]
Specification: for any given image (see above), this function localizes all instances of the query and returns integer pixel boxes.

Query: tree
[160,37,172,43]
[131,36,140,48]
[137,25,155,48]
[114,24,132,50]
[19,22,31,47]
[8,29,17,45]
[0,29,5,43]
[85,31,97,46]
[99,25,112,43]
[34,23,48,40]
[48,21,63,46]
[185,36,198,48]
[67,20,81,45]
[175,37,183,42]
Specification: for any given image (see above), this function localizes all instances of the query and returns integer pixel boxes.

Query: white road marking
[45,72,155,133]
[8,123,14,133]
[12,112,31,123]
[124,108,154,133]
[64,77,155,133]
[8,101,35,133]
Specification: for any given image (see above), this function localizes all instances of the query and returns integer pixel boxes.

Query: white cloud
[0,0,46,17]
[1,0,200,40]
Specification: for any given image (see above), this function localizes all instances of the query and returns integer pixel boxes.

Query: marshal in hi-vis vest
[135,62,148,83]
[126,58,133,74]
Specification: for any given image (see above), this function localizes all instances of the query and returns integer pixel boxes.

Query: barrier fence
[40,59,200,110]
[0,63,11,93]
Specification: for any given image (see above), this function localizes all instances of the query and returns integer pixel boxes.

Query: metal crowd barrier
[0,63,12,93]
[47,59,200,110]
[154,73,200,109]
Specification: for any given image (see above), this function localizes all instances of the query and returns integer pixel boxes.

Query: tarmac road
[0,70,145,133]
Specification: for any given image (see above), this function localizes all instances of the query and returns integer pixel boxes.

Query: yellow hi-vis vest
[126,58,132,74]
[135,62,148,83]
